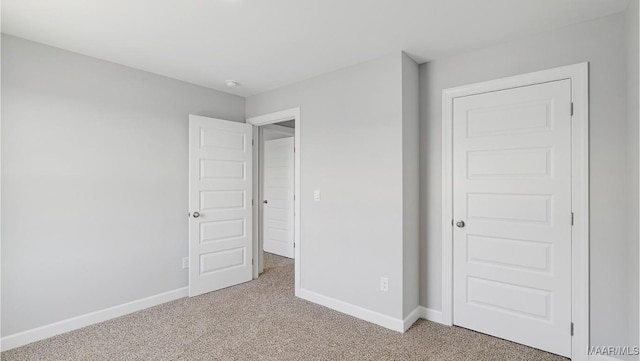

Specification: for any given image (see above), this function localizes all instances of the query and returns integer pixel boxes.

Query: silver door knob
[192,212,200,218]
[456,220,465,228]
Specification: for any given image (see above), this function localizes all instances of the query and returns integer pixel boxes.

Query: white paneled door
[263,137,295,258]
[188,115,253,297]
[452,80,573,357]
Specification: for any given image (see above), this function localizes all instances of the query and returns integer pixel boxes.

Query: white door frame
[441,63,589,360]
[247,107,301,296]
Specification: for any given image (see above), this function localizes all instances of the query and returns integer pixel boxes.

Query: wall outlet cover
[380,277,389,292]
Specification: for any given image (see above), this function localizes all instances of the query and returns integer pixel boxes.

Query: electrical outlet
[182,257,189,269]
[313,189,321,201]
[380,277,389,292]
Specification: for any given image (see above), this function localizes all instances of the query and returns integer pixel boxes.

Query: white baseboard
[1,287,188,351]
[403,307,422,331]
[297,288,448,333]
[298,288,405,332]
[418,306,444,324]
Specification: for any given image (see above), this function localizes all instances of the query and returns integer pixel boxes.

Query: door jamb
[247,107,301,297]
[441,63,589,360]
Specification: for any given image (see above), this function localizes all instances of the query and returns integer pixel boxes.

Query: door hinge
[570,102,574,116]
[252,199,254,206]
[252,139,254,146]
[571,212,574,226]
[252,258,254,265]
[570,322,574,336]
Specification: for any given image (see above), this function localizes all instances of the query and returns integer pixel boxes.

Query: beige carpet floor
[2,253,567,361]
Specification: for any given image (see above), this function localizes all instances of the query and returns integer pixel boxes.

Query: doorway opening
[247,108,301,296]
[260,122,294,258]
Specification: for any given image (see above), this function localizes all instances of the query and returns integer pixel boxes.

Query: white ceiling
[2,0,629,97]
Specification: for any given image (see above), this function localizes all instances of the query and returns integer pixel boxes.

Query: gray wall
[418,11,635,352]
[1,34,245,336]
[247,53,418,320]
[627,0,639,354]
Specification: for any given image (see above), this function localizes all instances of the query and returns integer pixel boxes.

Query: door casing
[441,63,589,360]
[247,107,301,296]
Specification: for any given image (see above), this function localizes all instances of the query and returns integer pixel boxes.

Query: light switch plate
[313,189,321,201]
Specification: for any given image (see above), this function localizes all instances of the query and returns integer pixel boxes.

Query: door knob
[263,200,268,204]
[456,220,465,228]
[192,212,200,218]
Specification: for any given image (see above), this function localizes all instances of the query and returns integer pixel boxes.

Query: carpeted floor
[2,253,567,361]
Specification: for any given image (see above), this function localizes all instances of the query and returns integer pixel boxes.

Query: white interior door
[263,137,295,258]
[189,115,253,297]
[452,80,572,357]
